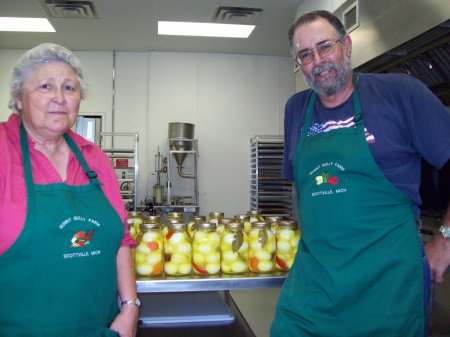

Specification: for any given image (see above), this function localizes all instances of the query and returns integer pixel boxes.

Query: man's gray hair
[8,43,88,114]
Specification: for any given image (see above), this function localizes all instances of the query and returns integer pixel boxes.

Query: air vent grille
[42,0,97,19]
[213,6,263,25]
[342,0,359,33]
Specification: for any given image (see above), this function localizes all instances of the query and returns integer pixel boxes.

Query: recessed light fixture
[0,17,55,32]
[158,21,255,38]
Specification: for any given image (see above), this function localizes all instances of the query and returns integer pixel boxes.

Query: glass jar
[247,210,264,235]
[266,216,282,233]
[275,220,300,272]
[248,221,276,273]
[217,217,233,236]
[234,214,251,234]
[127,211,143,240]
[134,221,163,276]
[192,222,221,275]
[221,221,248,274]
[209,212,224,232]
[163,222,192,276]
[187,215,206,238]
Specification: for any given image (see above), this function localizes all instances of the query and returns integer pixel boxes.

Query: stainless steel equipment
[166,122,199,214]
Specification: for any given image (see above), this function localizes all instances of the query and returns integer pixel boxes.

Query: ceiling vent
[342,0,359,33]
[41,0,97,19]
[213,6,263,25]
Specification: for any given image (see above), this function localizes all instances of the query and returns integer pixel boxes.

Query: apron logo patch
[315,171,339,185]
[71,229,94,247]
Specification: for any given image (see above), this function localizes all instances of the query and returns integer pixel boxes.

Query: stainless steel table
[136,272,287,337]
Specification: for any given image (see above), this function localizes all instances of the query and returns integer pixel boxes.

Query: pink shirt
[0,113,135,254]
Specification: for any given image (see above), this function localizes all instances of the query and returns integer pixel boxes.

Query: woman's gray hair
[8,43,88,114]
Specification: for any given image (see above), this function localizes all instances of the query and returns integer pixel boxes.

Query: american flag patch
[307,116,375,143]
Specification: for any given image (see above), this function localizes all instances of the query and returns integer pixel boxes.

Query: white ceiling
[0,0,302,56]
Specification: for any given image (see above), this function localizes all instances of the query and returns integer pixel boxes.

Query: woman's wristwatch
[438,225,450,239]
[120,298,141,308]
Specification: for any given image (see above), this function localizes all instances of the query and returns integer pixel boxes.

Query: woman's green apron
[0,124,124,337]
[271,75,424,336]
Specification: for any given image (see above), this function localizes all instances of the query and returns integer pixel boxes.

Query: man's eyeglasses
[295,39,342,66]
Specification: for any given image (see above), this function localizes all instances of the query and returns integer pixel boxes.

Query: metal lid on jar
[167,221,187,231]
[266,216,282,223]
[247,209,261,216]
[139,222,161,230]
[251,221,269,229]
[196,222,217,230]
[278,219,298,229]
[142,215,161,223]
[190,215,206,223]
[218,217,233,225]
[209,212,224,219]
[234,214,249,221]
[128,211,142,217]
[168,212,183,220]
[224,221,244,230]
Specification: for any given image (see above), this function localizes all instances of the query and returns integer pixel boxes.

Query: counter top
[136,272,287,293]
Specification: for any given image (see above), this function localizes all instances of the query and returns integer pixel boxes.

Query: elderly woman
[0,43,138,337]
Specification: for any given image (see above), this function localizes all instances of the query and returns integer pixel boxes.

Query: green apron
[0,124,124,337]
[271,75,424,336]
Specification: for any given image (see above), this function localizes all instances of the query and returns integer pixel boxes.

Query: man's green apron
[0,124,124,337]
[271,77,424,336]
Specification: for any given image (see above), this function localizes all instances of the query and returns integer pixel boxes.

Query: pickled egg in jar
[248,221,276,273]
[127,211,143,240]
[192,222,221,275]
[266,216,282,233]
[187,215,206,238]
[163,222,192,276]
[217,217,233,236]
[234,214,251,234]
[275,220,300,272]
[208,212,224,234]
[134,221,163,277]
[221,221,249,274]
[247,210,264,235]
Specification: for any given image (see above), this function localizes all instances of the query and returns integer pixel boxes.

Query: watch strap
[120,298,141,307]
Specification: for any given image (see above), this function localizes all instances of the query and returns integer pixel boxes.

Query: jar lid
[209,211,224,219]
[218,217,233,225]
[139,222,161,230]
[224,221,244,230]
[142,215,160,223]
[251,221,269,229]
[190,215,206,222]
[234,214,249,221]
[247,209,261,216]
[167,222,187,230]
[196,222,217,230]
[128,211,142,217]
[168,212,183,219]
[278,220,298,229]
[266,216,281,223]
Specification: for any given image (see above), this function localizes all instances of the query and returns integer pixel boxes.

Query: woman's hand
[110,304,139,337]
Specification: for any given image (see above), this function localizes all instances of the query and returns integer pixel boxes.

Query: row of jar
[129,212,300,277]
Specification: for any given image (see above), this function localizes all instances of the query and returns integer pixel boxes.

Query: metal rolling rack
[250,135,293,218]
[99,132,139,211]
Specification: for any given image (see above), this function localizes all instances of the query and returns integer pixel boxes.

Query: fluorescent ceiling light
[158,21,254,38]
[0,17,55,32]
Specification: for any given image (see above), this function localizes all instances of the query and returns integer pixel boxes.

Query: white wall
[0,49,295,217]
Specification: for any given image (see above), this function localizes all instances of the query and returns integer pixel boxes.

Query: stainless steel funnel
[168,123,195,167]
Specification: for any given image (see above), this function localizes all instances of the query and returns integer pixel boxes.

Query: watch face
[439,226,450,238]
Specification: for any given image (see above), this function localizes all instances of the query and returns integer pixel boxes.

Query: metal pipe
[177,165,196,179]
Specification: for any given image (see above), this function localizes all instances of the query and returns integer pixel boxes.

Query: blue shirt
[283,72,450,217]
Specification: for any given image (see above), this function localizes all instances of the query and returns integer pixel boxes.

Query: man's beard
[302,55,352,97]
